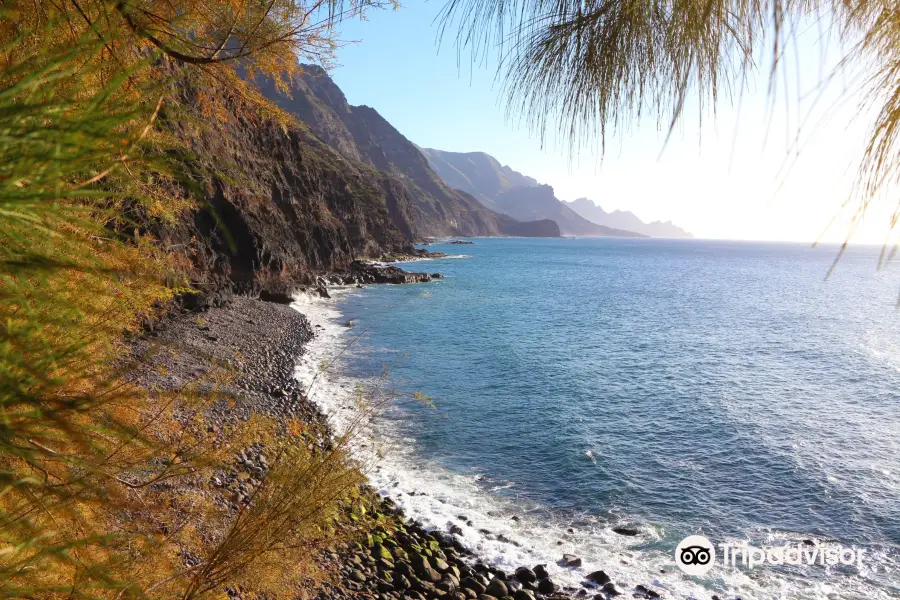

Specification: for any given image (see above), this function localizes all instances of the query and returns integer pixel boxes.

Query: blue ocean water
[334,238,900,598]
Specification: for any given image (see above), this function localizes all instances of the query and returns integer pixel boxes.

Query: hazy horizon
[331,4,898,246]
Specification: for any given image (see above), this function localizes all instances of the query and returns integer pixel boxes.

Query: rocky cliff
[417,148,538,212]
[255,67,558,238]
[142,83,428,306]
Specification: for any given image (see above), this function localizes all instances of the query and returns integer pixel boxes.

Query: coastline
[131,263,635,600]
[124,251,898,600]
[136,251,894,600]
[290,276,664,600]
[296,242,900,600]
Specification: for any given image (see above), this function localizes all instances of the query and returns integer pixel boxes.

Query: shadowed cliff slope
[143,85,428,306]
[256,67,559,238]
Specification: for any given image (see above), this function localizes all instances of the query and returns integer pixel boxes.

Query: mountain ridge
[420,148,641,237]
[565,198,694,239]
[421,147,692,239]
[255,67,559,239]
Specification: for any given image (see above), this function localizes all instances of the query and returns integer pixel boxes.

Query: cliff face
[256,68,558,238]
[418,148,538,212]
[147,86,423,305]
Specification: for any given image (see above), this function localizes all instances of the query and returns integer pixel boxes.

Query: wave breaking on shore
[289,289,893,600]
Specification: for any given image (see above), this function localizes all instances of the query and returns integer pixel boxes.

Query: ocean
[292,237,900,600]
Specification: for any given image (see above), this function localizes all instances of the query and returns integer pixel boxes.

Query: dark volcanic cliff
[146,85,426,305]
[255,67,559,238]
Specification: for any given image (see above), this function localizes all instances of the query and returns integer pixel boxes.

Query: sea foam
[289,290,895,600]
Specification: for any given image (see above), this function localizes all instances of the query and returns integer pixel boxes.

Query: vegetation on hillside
[0,1,393,597]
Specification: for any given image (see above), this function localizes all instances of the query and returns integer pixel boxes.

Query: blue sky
[330,3,892,243]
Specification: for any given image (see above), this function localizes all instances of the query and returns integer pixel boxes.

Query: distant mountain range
[420,148,692,239]
[564,198,693,239]
[252,66,690,240]
[415,149,538,211]
[420,148,641,237]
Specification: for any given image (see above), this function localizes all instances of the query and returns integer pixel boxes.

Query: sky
[328,3,895,243]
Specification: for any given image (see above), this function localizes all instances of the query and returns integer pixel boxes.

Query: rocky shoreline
[133,262,660,600]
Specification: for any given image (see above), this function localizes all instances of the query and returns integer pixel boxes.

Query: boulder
[600,582,621,597]
[611,527,639,537]
[412,553,442,583]
[533,565,549,580]
[349,568,366,583]
[513,590,535,600]
[514,567,537,584]
[558,554,582,568]
[395,560,416,581]
[413,580,439,596]
[461,577,487,596]
[485,578,508,598]
[585,571,610,586]
[634,585,660,598]
[537,579,556,594]
[392,547,409,561]
[394,574,411,590]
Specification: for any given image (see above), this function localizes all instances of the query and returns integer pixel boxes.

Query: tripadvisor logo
[675,535,867,576]
[675,535,716,575]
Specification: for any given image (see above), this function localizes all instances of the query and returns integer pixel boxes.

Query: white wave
[389,254,472,264]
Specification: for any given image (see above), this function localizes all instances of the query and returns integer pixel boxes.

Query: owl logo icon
[675,535,716,576]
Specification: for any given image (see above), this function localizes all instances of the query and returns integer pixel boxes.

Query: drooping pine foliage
[0,2,389,597]
[440,0,900,238]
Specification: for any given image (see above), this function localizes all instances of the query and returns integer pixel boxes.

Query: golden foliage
[0,1,394,597]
